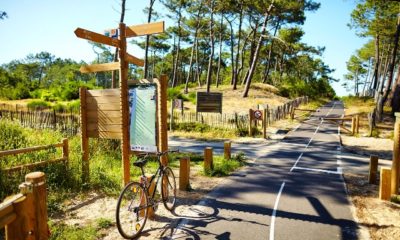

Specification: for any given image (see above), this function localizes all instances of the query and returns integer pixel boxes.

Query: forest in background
[344,0,400,119]
[1,0,362,104]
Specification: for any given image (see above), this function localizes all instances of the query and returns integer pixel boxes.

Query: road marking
[290,152,303,172]
[270,181,286,240]
[292,166,342,175]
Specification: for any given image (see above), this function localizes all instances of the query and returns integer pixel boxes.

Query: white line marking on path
[290,152,303,172]
[292,166,342,175]
[270,181,286,240]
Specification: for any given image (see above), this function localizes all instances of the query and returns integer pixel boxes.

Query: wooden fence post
[263,108,267,139]
[79,87,89,183]
[368,155,379,184]
[351,117,355,135]
[7,172,49,240]
[391,112,400,195]
[62,138,69,169]
[204,147,213,172]
[379,167,392,200]
[248,109,253,137]
[224,141,231,160]
[355,114,360,134]
[179,157,190,191]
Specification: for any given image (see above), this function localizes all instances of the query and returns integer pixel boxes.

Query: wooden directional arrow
[125,53,144,67]
[80,62,120,73]
[125,21,164,38]
[75,28,120,47]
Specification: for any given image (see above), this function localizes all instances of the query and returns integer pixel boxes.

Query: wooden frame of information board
[76,21,167,185]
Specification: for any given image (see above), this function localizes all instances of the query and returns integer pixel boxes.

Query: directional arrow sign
[80,62,120,73]
[75,28,120,47]
[125,53,144,67]
[125,21,164,38]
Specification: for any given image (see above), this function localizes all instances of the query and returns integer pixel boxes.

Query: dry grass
[181,84,288,114]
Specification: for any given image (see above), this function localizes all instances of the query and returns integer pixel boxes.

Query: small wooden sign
[196,92,222,113]
[74,28,120,47]
[80,62,120,73]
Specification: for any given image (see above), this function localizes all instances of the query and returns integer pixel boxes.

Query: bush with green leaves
[27,99,51,110]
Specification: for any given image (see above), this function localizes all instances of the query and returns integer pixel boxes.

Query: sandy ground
[51,165,228,239]
[340,109,400,240]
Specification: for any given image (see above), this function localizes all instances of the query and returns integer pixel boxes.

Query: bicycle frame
[140,162,164,206]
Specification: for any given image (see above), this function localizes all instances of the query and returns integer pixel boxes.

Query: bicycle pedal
[135,223,141,231]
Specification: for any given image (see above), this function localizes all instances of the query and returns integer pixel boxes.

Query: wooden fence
[170,96,309,132]
[0,139,69,174]
[0,109,79,136]
[0,172,49,240]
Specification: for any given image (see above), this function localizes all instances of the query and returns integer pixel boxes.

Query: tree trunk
[263,20,281,84]
[206,0,215,93]
[144,0,156,79]
[172,6,183,87]
[184,11,201,93]
[383,16,400,107]
[111,0,126,88]
[232,3,244,90]
[372,34,380,99]
[195,37,201,87]
[216,15,224,88]
[391,66,400,113]
[242,2,274,98]
[241,19,259,86]
[237,30,253,81]
[227,19,235,86]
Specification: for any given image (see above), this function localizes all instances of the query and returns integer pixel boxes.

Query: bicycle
[116,149,178,239]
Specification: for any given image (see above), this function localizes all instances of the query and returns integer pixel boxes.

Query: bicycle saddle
[133,159,147,168]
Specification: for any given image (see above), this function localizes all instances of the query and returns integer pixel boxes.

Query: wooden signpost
[75,21,165,185]
[248,108,267,138]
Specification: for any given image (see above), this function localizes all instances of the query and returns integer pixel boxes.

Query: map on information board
[129,84,157,152]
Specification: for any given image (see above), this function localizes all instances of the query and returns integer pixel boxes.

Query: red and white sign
[253,110,263,120]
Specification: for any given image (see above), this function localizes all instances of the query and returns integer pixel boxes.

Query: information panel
[129,84,157,152]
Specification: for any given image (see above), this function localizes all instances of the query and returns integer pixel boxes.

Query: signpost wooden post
[75,21,165,185]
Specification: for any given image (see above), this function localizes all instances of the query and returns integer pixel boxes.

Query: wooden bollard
[224,141,231,160]
[248,109,253,137]
[7,172,49,240]
[204,147,213,172]
[140,176,155,219]
[368,155,379,184]
[62,138,69,168]
[351,117,355,135]
[391,112,400,195]
[379,167,392,201]
[179,157,190,191]
[355,114,360,134]
[263,108,267,139]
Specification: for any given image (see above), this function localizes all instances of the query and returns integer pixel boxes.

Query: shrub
[52,102,66,112]
[0,120,27,150]
[66,100,80,112]
[27,100,51,110]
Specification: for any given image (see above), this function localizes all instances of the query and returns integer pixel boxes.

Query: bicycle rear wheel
[116,181,148,239]
[161,167,177,211]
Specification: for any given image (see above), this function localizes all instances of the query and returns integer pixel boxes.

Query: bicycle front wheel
[116,181,148,239]
[161,167,177,211]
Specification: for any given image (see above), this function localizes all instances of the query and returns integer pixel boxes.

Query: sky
[0,0,368,96]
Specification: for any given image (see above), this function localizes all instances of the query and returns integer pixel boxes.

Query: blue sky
[1,0,368,96]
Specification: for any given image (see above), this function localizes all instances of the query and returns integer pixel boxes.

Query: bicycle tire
[161,167,177,211]
[116,181,148,239]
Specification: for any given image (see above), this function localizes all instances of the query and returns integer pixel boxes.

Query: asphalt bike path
[168,101,361,240]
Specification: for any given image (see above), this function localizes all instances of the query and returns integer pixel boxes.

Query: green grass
[204,152,246,177]
[49,217,113,240]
